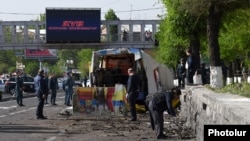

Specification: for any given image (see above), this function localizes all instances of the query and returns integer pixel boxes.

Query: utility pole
[130,4,132,20]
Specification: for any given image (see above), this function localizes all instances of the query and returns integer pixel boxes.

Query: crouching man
[145,87,181,139]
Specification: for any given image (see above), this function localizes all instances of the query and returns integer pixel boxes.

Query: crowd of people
[176,48,211,89]
[12,58,186,139]
[14,69,75,120]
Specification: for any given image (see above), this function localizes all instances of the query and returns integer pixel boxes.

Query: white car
[82,79,90,87]
[0,79,7,93]
[57,77,65,89]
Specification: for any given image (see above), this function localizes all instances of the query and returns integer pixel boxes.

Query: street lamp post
[66,59,74,71]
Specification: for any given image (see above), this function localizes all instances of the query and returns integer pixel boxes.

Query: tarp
[141,51,174,94]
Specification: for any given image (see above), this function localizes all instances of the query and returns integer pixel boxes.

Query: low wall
[180,85,250,141]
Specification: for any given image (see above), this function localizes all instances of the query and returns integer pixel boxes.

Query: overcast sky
[0,0,166,21]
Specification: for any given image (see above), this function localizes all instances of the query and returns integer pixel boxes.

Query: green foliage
[105,9,120,20]
[0,50,17,73]
[104,9,120,41]
[157,0,206,68]
[208,83,250,98]
[78,49,93,76]
[219,9,250,66]
[49,65,65,77]
[23,61,39,76]
[57,49,81,68]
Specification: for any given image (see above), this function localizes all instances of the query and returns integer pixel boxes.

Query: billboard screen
[25,49,57,59]
[46,8,101,43]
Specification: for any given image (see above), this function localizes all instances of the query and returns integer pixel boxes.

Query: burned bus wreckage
[73,48,174,115]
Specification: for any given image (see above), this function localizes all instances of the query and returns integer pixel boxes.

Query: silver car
[0,79,7,93]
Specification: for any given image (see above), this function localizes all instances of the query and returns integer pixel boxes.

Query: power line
[114,7,164,13]
[0,12,37,15]
[0,7,165,16]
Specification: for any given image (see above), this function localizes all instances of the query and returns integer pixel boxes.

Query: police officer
[64,71,74,106]
[49,72,58,105]
[176,58,186,88]
[146,87,181,139]
[34,69,47,119]
[16,70,24,106]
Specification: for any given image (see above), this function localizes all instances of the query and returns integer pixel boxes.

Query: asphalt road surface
[0,89,196,141]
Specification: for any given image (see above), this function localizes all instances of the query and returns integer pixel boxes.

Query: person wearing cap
[15,70,25,106]
[64,71,74,106]
[176,58,186,89]
[34,69,47,119]
[49,72,58,105]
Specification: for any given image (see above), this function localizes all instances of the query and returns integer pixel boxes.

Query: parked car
[82,79,90,87]
[57,77,64,89]
[4,75,35,95]
[0,79,7,93]
[0,79,6,100]
[74,80,83,87]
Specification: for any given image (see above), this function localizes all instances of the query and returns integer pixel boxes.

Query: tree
[0,50,17,74]
[78,49,93,76]
[160,0,250,88]
[219,9,250,77]
[157,0,206,71]
[57,49,80,70]
[104,9,120,41]
[181,0,250,88]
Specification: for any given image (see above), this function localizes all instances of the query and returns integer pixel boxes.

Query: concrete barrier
[180,85,250,141]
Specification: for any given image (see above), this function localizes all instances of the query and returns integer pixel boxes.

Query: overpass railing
[0,20,160,49]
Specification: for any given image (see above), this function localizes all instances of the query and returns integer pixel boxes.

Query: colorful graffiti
[73,84,127,116]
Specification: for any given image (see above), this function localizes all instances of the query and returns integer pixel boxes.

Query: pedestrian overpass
[0,20,160,50]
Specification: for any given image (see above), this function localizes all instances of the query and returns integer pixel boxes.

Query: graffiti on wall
[73,84,127,116]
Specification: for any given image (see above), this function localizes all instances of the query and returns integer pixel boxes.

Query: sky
[0,0,166,21]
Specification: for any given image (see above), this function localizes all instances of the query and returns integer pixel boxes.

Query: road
[0,89,196,141]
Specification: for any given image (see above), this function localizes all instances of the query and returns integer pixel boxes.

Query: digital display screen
[46,8,101,43]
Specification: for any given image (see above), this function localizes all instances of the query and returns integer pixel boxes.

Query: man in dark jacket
[126,68,139,121]
[145,87,181,139]
[15,70,24,106]
[185,48,196,84]
[176,58,186,88]
[49,72,58,105]
[64,71,74,106]
[34,69,47,119]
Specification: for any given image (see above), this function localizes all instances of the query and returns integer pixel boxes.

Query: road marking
[45,136,57,141]
[0,105,17,109]
[9,110,27,115]
[0,115,7,118]
[28,107,37,110]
